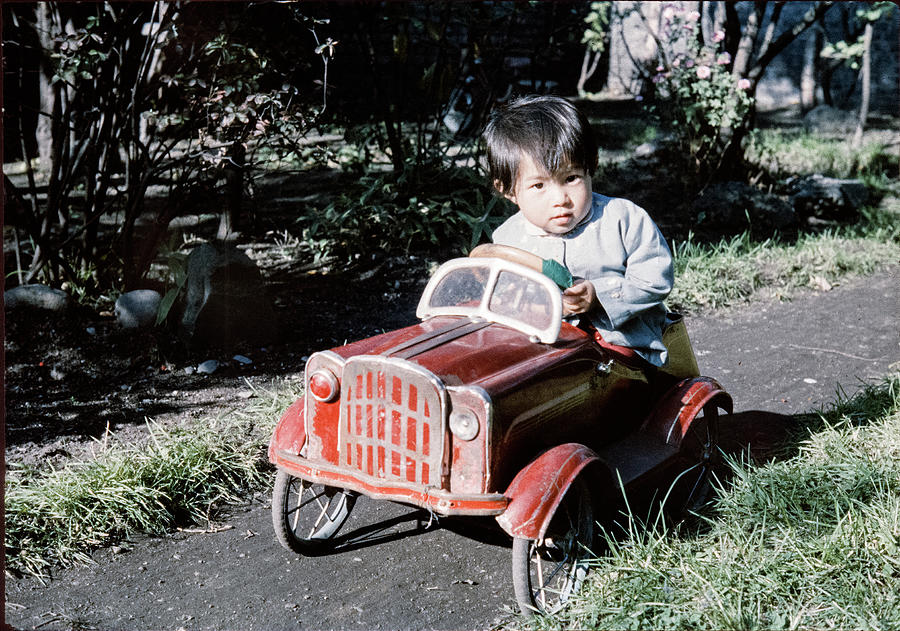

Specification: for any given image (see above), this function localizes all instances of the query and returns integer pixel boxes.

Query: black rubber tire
[511,477,594,616]
[271,469,357,555]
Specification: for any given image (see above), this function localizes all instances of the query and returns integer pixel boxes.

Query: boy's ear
[495,180,516,203]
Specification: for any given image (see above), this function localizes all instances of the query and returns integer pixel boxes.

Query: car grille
[340,357,445,488]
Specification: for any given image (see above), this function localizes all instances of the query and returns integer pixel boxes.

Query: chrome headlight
[449,408,479,441]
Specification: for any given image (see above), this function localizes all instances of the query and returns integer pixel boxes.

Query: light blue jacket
[491,193,674,366]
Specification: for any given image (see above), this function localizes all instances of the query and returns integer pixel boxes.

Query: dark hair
[482,95,598,195]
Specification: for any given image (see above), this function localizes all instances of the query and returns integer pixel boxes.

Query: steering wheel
[470,243,573,290]
[469,243,543,273]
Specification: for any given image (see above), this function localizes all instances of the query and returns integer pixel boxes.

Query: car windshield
[416,258,563,343]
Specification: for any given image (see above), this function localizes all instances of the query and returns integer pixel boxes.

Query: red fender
[267,398,307,462]
[496,443,609,540]
[642,377,733,447]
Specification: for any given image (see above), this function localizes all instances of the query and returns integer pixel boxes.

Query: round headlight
[449,409,479,441]
[308,369,340,402]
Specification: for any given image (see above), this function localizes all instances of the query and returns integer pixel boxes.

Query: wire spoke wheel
[271,470,357,555]
[511,477,594,616]
[668,402,720,517]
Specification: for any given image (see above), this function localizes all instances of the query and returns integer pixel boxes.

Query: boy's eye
[565,174,582,183]
[531,182,544,190]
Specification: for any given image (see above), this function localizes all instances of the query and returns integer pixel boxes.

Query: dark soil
[4,250,433,470]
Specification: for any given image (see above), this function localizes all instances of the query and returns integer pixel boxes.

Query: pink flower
[687,10,701,22]
[738,78,751,90]
[717,52,731,65]
[696,65,712,79]
[672,58,681,68]
[656,64,665,72]
[685,59,695,69]
[663,6,676,21]
[713,30,725,43]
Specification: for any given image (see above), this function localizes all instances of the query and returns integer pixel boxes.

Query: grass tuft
[536,374,900,630]
[4,379,300,579]
[743,129,897,181]
[668,209,900,313]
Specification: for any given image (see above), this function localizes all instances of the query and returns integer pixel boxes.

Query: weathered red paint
[272,449,508,516]
[269,257,731,570]
[495,443,601,540]
[268,398,306,460]
[641,377,734,447]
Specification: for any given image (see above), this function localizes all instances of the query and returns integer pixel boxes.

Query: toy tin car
[268,245,732,615]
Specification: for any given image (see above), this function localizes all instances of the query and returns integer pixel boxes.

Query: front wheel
[271,470,357,555]
[511,477,594,616]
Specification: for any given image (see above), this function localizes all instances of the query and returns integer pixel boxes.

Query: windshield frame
[416,257,563,344]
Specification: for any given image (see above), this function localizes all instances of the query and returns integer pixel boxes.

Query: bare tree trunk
[801,25,824,113]
[603,1,661,97]
[35,3,56,171]
[217,141,246,240]
[731,2,764,79]
[748,2,834,83]
[852,21,872,148]
[577,47,603,96]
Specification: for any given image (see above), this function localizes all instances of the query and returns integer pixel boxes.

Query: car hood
[328,316,589,393]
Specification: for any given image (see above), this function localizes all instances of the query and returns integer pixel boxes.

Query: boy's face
[504,152,592,235]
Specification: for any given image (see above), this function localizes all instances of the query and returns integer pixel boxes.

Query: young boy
[483,95,674,367]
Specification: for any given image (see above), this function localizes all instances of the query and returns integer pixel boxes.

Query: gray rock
[693,181,797,237]
[114,290,162,330]
[197,360,220,375]
[180,242,277,347]
[789,174,869,223]
[4,284,71,312]
[633,141,663,160]
[802,105,856,135]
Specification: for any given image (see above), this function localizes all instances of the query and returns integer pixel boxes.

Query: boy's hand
[562,279,597,316]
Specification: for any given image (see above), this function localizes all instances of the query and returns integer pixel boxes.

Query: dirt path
[5,269,898,631]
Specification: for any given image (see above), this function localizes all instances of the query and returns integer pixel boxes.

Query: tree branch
[750,1,834,81]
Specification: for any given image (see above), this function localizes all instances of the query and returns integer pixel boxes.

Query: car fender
[642,377,733,447]
[267,398,307,462]
[496,443,612,540]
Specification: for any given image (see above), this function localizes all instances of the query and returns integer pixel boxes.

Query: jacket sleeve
[588,201,673,329]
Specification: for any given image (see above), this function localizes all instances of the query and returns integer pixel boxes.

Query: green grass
[743,129,897,181]
[532,373,900,630]
[4,380,298,579]
[668,208,900,313]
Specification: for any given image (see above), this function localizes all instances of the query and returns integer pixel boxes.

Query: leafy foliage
[646,6,753,185]
[303,164,509,263]
[821,2,896,70]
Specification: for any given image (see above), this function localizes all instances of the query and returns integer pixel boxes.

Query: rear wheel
[668,402,720,517]
[511,477,594,616]
[271,470,357,555]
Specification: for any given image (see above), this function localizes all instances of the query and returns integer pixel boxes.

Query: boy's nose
[551,185,570,206]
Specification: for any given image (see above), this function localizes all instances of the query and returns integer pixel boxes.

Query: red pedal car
[269,245,732,615]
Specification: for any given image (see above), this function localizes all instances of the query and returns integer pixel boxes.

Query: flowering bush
[648,5,754,182]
